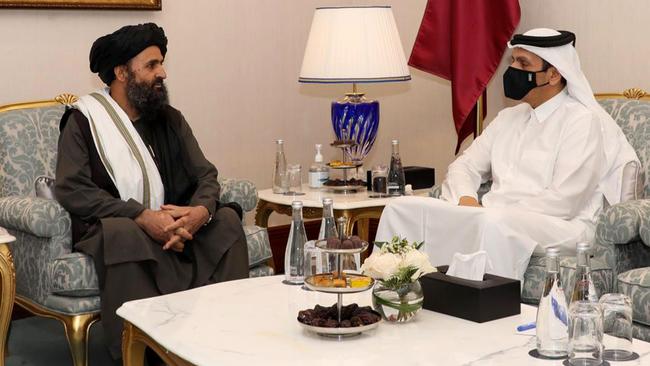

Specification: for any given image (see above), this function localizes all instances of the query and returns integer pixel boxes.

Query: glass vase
[372,280,423,323]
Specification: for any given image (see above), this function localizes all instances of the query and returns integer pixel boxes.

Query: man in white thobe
[376,28,639,281]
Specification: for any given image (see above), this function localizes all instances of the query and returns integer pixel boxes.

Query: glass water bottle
[272,139,288,194]
[536,247,569,357]
[570,242,599,303]
[318,198,338,240]
[310,198,338,274]
[387,139,405,196]
[284,201,307,284]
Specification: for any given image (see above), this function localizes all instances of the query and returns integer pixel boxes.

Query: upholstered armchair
[0,95,273,366]
[592,88,650,341]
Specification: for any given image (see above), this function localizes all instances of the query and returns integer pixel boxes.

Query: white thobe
[376,89,605,281]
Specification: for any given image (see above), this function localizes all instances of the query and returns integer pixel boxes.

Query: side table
[255,184,400,241]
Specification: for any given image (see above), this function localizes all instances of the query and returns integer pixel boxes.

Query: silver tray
[299,319,380,337]
[326,162,363,169]
[314,239,369,254]
[304,273,375,294]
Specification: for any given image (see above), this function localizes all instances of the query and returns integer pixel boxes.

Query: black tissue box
[420,265,520,323]
[404,166,435,189]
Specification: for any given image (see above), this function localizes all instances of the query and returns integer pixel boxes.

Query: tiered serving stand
[300,240,379,337]
[325,140,365,193]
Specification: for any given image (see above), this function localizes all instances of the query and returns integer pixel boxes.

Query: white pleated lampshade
[299,6,411,84]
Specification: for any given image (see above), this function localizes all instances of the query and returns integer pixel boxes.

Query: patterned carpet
[6,317,119,366]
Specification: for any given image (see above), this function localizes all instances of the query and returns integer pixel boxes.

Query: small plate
[304,273,375,294]
[299,318,381,337]
[326,162,363,169]
[323,185,366,193]
[314,239,369,254]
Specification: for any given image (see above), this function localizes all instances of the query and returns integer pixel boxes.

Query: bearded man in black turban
[55,23,249,360]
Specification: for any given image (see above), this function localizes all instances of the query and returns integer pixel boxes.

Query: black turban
[89,23,168,85]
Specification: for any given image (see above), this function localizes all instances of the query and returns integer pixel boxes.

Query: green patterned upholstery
[0,101,274,317]
[522,256,613,305]
[618,268,650,327]
[594,95,650,341]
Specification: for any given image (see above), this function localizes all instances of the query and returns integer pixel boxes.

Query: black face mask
[502,66,549,100]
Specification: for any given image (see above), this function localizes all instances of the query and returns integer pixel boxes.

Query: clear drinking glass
[568,301,603,366]
[371,165,388,197]
[599,293,634,361]
[286,164,304,195]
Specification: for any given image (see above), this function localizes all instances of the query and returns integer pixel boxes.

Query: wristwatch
[204,212,213,226]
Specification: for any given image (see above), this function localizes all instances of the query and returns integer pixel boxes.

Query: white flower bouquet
[362,236,437,322]
[361,236,437,286]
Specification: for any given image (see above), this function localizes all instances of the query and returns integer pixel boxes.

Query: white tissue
[446,250,493,281]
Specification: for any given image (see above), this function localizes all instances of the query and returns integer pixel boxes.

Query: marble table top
[117,275,650,366]
[258,184,428,210]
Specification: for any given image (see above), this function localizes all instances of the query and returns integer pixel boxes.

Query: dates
[326,235,363,249]
[323,178,365,187]
[297,303,381,328]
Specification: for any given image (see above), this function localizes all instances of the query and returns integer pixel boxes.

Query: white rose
[401,249,437,280]
[361,252,401,280]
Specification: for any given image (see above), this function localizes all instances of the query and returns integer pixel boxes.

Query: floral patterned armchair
[0,95,273,366]
[593,88,650,341]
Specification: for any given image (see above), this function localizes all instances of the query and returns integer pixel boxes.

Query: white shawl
[74,88,165,210]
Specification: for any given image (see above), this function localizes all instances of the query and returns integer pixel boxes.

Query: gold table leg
[122,321,194,366]
[0,243,15,366]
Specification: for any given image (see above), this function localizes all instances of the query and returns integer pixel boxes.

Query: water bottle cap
[322,198,333,205]
[315,144,323,162]
[276,139,284,144]
[391,139,399,145]
[291,201,303,208]
[545,247,559,257]
[576,242,590,251]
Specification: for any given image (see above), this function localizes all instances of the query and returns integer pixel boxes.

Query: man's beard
[125,72,169,119]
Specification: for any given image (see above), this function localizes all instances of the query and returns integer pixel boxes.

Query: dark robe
[55,106,249,359]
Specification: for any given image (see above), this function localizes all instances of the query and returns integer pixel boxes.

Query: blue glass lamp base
[331,95,379,162]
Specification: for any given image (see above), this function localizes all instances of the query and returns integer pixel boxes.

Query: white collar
[531,87,568,123]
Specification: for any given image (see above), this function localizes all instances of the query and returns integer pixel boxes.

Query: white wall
[1,0,649,224]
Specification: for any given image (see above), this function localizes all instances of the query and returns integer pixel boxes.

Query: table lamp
[299,6,411,163]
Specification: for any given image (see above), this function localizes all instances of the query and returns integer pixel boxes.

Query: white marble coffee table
[118,276,650,366]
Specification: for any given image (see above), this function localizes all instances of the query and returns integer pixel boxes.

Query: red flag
[409,0,520,153]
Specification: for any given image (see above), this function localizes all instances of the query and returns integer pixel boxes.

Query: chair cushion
[244,225,272,268]
[51,252,99,297]
[620,161,643,203]
[34,175,56,200]
[522,255,613,304]
[618,267,650,327]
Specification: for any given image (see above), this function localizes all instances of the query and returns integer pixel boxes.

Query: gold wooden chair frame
[0,94,100,366]
[595,87,649,101]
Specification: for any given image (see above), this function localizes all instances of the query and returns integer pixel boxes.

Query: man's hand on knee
[135,209,179,244]
[161,204,210,236]
[458,196,482,207]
